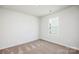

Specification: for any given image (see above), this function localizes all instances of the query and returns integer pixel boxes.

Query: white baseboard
[40,39,79,51]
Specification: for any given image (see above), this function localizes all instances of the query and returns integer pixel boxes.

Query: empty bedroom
[0,5,79,54]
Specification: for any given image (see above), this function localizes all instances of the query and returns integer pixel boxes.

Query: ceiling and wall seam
[0,6,39,18]
[0,5,73,17]
[40,6,73,17]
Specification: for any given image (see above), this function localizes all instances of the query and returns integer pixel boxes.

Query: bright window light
[48,17,59,34]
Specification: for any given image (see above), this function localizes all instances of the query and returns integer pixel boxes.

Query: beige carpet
[0,39,79,54]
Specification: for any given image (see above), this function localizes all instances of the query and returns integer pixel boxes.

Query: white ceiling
[1,5,71,17]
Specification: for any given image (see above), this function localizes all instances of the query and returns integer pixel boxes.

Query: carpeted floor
[0,39,79,54]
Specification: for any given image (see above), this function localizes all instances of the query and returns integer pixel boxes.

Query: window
[48,17,59,34]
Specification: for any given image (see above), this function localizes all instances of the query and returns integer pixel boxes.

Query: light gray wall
[40,6,79,49]
[0,8,39,49]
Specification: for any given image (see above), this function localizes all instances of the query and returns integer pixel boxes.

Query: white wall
[40,6,79,49]
[0,8,39,49]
